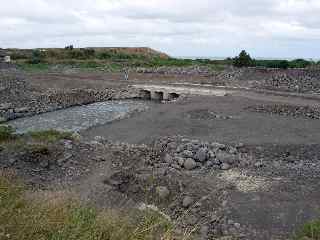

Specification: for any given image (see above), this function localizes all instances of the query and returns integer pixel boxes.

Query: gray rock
[164,153,173,164]
[57,153,73,166]
[221,163,231,170]
[182,196,194,208]
[205,161,214,168]
[254,161,264,168]
[64,140,73,150]
[94,135,105,143]
[229,146,238,154]
[216,152,236,164]
[208,150,215,158]
[0,117,7,124]
[0,103,12,110]
[8,158,17,165]
[195,148,208,162]
[200,226,209,238]
[236,143,245,149]
[182,150,194,158]
[156,186,170,200]
[14,107,29,113]
[39,159,49,168]
[211,142,226,150]
[176,157,185,166]
[184,158,197,170]
[176,145,184,153]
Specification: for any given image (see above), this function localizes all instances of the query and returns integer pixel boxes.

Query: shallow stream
[9,100,149,133]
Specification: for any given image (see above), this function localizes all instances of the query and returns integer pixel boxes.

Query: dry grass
[0,173,184,240]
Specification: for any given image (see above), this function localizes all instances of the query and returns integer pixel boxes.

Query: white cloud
[0,0,319,58]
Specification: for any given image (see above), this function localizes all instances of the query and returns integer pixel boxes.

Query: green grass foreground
[0,126,73,143]
[295,220,320,240]
[0,174,180,240]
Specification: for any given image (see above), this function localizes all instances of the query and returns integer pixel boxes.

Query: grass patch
[0,174,179,240]
[295,220,320,240]
[28,130,73,142]
[0,125,15,143]
[17,63,51,72]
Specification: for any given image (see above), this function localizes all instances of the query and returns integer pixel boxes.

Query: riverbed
[8,100,149,133]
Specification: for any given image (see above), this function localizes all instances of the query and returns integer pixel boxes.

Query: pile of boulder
[246,104,320,120]
[136,66,214,76]
[155,136,246,171]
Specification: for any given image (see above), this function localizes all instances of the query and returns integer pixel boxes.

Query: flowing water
[9,100,149,133]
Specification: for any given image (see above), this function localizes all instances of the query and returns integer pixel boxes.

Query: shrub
[233,50,254,67]
[27,50,44,64]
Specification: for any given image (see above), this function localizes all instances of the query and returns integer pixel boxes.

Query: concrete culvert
[151,91,164,101]
[139,90,151,100]
[168,92,180,100]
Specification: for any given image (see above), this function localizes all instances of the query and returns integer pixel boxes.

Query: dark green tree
[233,50,254,67]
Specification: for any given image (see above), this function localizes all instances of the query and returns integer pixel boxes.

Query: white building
[4,56,11,63]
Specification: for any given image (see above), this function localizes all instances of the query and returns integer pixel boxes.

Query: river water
[9,100,149,133]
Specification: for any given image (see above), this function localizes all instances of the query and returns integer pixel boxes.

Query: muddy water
[9,100,149,133]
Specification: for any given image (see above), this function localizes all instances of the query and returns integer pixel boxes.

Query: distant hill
[90,47,170,59]
[5,47,170,60]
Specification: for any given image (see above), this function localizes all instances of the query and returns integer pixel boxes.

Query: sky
[1,0,320,59]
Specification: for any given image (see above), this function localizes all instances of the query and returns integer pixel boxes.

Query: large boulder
[184,158,197,170]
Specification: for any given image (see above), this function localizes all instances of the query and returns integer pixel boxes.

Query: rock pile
[185,109,234,120]
[155,136,245,171]
[246,104,320,119]
[136,66,214,76]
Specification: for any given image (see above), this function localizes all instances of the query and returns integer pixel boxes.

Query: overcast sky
[1,0,320,58]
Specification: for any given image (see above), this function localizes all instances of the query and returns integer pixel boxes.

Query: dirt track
[83,94,320,145]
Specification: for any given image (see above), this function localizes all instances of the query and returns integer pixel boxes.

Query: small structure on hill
[0,50,10,63]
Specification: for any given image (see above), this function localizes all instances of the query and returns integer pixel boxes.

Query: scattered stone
[211,142,226,150]
[236,143,245,149]
[182,150,194,158]
[14,107,29,113]
[216,152,236,164]
[221,163,231,170]
[229,146,237,155]
[164,153,173,164]
[184,158,197,170]
[57,153,73,166]
[195,148,208,162]
[94,136,105,143]
[254,161,264,168]
[176,157,185,166]
[39,159,49,168]
[182,196,194,208]
[8,158,17,165]
[0,103,12,110]
[156,186,170,200]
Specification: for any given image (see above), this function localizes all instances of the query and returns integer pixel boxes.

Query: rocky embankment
[136,66,320,94]
[246,104,320,119]
[0,68,140,122]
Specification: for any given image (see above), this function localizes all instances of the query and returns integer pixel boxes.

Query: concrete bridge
[133,84,230,101]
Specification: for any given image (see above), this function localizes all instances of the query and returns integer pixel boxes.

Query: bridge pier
[163,92,180,101]
[150,91,163,101]
[139,90,151,100]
